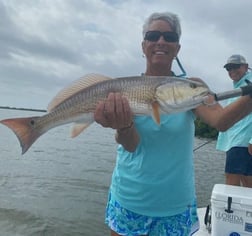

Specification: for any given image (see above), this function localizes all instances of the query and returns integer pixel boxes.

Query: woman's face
[142,20,181,71]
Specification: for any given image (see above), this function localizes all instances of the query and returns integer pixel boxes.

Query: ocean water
[0,109,225,236]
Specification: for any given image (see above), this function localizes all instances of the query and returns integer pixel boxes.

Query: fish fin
[48,73,112,112]
[71,122,91,138]
[0,117,43,154]
[151,102,161,124]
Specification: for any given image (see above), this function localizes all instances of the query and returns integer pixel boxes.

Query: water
[0,109,225,235]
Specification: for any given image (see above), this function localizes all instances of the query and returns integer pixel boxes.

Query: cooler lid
[211,184,252,205]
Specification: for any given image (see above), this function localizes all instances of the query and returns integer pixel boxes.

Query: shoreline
[0,106,46,112]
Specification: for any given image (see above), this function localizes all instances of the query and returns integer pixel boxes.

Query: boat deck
[195,208,211,235]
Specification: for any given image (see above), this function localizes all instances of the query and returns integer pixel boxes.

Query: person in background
[216,54,252,187]
[94,12,252,236]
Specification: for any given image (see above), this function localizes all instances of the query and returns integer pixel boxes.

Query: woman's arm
[194,94,252,131]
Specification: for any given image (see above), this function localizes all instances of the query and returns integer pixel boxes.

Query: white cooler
[211,184,252,236]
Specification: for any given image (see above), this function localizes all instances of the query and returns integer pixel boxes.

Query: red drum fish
[0,74,210,154]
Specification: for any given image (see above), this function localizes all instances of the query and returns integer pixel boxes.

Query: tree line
[194,117,218,139]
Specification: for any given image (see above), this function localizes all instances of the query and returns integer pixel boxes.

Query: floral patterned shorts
[105,192,199,236]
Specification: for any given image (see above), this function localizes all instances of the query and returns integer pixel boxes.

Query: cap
[224,54,247,68]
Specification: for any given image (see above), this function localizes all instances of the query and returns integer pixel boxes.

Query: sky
[0,0,252,109]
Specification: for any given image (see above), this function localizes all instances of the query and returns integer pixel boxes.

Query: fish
[0,73,210,154]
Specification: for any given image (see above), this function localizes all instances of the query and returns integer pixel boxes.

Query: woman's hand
[94,92,133,130]
[94,92,139,152]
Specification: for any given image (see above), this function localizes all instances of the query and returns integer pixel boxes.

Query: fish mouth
[192,90,210,100]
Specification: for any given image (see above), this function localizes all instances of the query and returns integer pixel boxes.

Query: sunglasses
[225,64,241,72]
[144,31,179,43]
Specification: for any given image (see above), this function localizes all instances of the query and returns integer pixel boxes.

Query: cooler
[211,184,252,236]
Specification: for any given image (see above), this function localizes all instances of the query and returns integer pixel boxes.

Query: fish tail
[0,116,43,154]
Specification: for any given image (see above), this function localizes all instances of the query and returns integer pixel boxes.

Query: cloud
[0,0,251,109]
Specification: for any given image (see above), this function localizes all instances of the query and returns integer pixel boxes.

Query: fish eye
[189,83,197,88]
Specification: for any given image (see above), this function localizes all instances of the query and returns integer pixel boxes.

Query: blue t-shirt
[110,111,196,217]
[216,72,252,152]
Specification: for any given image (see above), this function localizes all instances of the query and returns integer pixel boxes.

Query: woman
[94,12,252,236]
